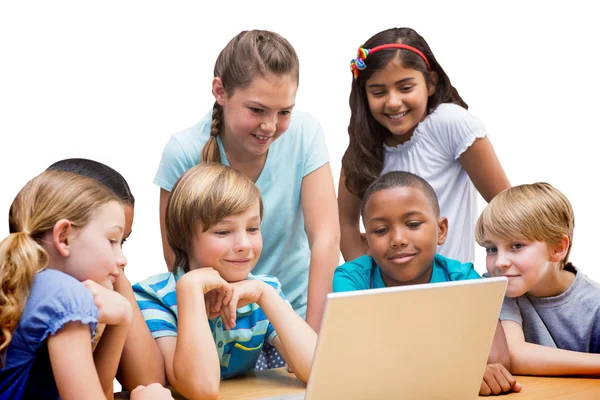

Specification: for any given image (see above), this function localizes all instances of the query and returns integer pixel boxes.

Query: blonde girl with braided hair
[0,170,136,399]
[154,30,339,369]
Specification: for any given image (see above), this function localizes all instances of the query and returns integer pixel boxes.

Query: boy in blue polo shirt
[133,164,316,400]
[333,171,521,396]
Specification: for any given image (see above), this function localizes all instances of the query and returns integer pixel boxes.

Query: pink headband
[350,43,431,79]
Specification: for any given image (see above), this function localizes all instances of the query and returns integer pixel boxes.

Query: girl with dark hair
[340,27,510,265]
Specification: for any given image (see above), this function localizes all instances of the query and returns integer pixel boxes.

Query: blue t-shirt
[333,253,480,292]
[154,110,329,318]
[0,269,98,400]
[133,271,291,379]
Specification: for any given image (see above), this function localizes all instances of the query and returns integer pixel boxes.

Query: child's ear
[550,234,570,263]
[52,219,73,257]
[427,71,438,97]
[436,217,448,245]
[360,233,372,257]
[212,77,227,106]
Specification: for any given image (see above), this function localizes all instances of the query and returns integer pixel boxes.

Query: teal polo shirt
[333,253,480,292]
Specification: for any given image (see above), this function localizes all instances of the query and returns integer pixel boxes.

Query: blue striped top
[133,270,290,379]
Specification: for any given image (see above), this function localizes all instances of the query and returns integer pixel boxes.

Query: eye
[511,243,525,250]
[279,110,291,116]
[373,227,388,235]
[370,91,386,97]
[247,227,260,233]
[399,85,414,92]
[214,230,230,236]
[406,221,423,229]
[249,107,264,114]
[485,247,498,255]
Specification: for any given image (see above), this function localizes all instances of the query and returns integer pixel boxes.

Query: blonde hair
[201,30,300,163]
[475,182,574,268]
[165,163,263,272]
[0,170,120,353]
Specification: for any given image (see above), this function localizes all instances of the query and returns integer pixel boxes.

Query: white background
[1,0,599,287]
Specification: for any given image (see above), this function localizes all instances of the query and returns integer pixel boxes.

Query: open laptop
[260,277,507,400]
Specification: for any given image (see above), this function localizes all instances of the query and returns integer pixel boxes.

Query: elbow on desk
[171,373,220,400]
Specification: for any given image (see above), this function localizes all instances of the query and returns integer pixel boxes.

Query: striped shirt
[133,270,290,379]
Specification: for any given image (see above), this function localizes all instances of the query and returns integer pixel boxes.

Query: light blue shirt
[154,110,329,318]
[333,253,480,292]
[133,271,291,379]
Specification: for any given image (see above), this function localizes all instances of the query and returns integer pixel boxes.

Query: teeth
[255,134,268,140]
[389,111,407,119]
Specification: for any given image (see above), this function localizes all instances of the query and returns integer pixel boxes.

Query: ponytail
[0,232,49,352]
[201,102,223,163]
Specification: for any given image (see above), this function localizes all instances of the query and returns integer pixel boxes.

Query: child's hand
[130,383,174,399]
[480,363,522,396]
[179,268,233,318]
[220,280,267,330]
[82,280,132,326]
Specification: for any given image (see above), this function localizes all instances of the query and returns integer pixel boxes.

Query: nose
[233,232,252,253]
[116,247,128,269]
[390,227,408,248]
[494,251,511,270]
[386,90,403,110]
[260,114,277,135]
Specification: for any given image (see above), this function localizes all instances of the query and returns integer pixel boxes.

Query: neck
[220,132,267,183]
[528,264,575,297]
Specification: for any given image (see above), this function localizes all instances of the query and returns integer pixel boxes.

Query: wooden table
[116,368,599,399]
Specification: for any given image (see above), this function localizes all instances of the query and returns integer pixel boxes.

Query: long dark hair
[343,27,467,198]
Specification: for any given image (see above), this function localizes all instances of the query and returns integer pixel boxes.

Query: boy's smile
[363,187,447,287]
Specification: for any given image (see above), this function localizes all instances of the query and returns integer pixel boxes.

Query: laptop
[260,277,507,400]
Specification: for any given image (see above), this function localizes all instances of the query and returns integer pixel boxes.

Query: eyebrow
[111,225,124,232]
[368,210,426,223]
[367,77,416,89]
[217,215,261,224]
[247,101,295,111]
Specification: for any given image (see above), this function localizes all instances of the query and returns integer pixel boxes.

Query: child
[154,30,340,344]
[476,183,600,375]
[339,27,510,265]
[134,164,317,399]
[47,158,166,390]
[334,171,521,396]
[0,170,133,399]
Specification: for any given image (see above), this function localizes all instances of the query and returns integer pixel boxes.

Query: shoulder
[281,111,325,146]
[159,111,213,163]
[20,269,98,343]
[169,111,213,147]
[133,272,178,305]
[434,254,480,281]
[333,255,373,292]
[29,269,95,306]
[421,103,485,134]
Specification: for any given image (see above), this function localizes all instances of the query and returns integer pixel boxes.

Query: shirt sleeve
[302,113,330,177]
[26,274,98,346]
[498,296,523,325]
[431,104,487,160]
[332,263,370,293]
[153,135,195,191]
[133,283,178,339]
